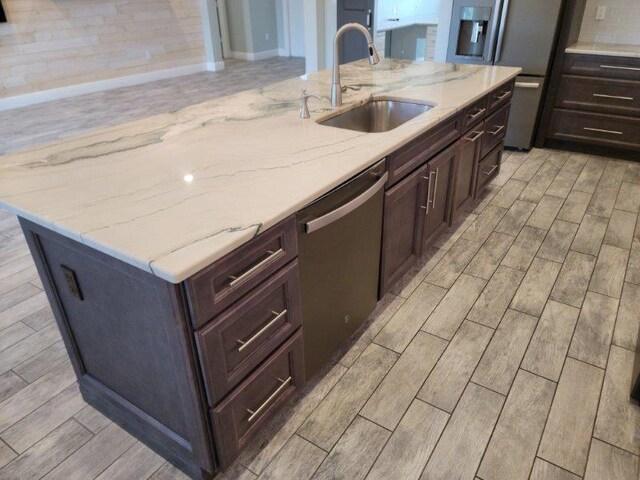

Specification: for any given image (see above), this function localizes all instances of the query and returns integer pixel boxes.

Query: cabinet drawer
[482,104,510,158]
[211,331,304,468]
[387,113,462,186]
[556,75,640,117]
[564,53,640,80]
[488,80,515,113]
[195,261,302,405]
[186,216,298,328]
[462,95,490,131]
[476,142,503,197]
[549,109,640,151]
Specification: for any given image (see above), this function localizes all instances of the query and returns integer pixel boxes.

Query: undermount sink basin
[319,98,434,133]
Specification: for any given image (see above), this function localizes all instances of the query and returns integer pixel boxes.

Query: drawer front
[556,75,640,117]
[387,113,462,186]
[488,79,515,113]
[462,95,490,131]
[549,109,640,151]
[476,142,503,197]
[564,53,640,80]
[211,331,304,468]
[196,261,302,405]
[186,216,298,328]
[481,104,510,158]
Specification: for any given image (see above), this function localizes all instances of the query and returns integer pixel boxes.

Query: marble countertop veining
[566,42,640,59]
[0,59,520,283]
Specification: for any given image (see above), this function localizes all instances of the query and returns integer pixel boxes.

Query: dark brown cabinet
[452,128,484,221]
[423,143,456,248]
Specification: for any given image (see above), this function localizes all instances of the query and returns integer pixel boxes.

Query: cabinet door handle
[465,130,484,143]
[600,64,640,72]
[583,127,623,136]
[483,165,499,176]
[420,173,434,214]
[236,309,288,352]
[592,93,634,101]
[431,168,440,210]
[246,376,292,423]
[488,125,505,135]
[469,108,486,120]
[228,248,284,287]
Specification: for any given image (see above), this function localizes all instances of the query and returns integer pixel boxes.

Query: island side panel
[19,218,216,479]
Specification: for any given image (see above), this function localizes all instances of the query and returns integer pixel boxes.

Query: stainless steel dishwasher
[297,160,387,378]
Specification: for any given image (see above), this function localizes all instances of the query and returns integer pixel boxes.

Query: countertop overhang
[566,41,640,59]
[0,59,520,283]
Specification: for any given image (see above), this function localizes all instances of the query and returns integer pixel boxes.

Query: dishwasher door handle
[304,172,388,233]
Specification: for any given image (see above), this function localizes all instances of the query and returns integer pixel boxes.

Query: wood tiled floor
[1,78,640,479]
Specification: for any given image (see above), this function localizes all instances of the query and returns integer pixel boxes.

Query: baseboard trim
[230,49,280,61]
[0,63,209,112]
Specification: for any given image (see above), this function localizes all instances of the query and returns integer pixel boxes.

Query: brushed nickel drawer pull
[488,125,505,135]
[583,127,623,136]
[421,173,435,214]
[483,165,499,176]
[431,168,440,210]
[236,309,288,352]
[247,376,292,423]
[465,130,484,143]
[228,248,284,286]
[592,93,634,101]
[469,108,486,120]
[600,64,640,72]
[496,91,510,100]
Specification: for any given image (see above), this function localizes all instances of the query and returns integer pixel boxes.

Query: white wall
[289,0,306,57]
[435,0,453,61]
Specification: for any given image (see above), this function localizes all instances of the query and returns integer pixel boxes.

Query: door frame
[216,0,232,59]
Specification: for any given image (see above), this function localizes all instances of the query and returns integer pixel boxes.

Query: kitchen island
[0,59,519,478]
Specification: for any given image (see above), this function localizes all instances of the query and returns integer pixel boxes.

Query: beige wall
[0,0,206,98]
[579,0,640,45]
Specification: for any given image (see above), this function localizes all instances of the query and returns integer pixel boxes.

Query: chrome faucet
[331,23,380,107]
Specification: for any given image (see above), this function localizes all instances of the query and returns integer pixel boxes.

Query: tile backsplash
[579,0,640,45]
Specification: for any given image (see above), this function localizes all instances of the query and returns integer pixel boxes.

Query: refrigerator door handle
[494,0,510,63]
[515,81,541,89]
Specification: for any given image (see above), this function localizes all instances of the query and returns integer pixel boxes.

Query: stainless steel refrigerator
[447,0,564,149]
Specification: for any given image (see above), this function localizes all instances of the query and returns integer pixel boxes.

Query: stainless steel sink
[319,98,434,133]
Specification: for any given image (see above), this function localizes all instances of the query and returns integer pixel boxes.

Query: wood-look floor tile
[361,332,447,430]
[616,182,640,213]
[603,209,637,249]
[218,463,257,480]
[418,321,493,412]
[0,283,41,314]
[0,291,49,331]
[491,179,528,209]
[311,416,389,480]
[624,162,640,184]
[472,184,500,215]
[0,439,16,470]
[12,340,68,383]
[546,169,579,199]
[374,284,445,353]
[494,200,537,237]
[73,405,111,435]
[96,441,165,480]
[258,435,325,480]
[0,323,61,375]
[491,160,518,187]
[0,267,39,297]
[627,238,640,285]
[0,371,26,404]
[510,257,562,317]
[0,420,91,479]
[462,205,507,244]
[0,322,35,353]
[501,226,547,271]
[550,250,596,308]
[599,159,627,188]
[419,383,504,480]
[561,153,589,175]
[593,345,640,455]
[366,400,448,480]
[511,156,546,183]
[526,195,564,231]
[589,244,629,298]
[422,274,486,340]
[537,220,579,263]
[150,462,192,480]
[538,358,604,475]
[298,344,397,452]
[519,163,560,203]
[613,282,640,352]
[573,160,605,194]
[42,422,136,480]
[588,185,621,218]
[471,310,538,395]
[391,247,447,298]
[521,300,580,381]
[464,232,514,280]
[568,291,619,368]
[584,438,640,480]
[433,213,478,251]
[477,370,555,480]
[425,238,482,288]
[529,458,581,480]
[558,190,592,224]
[467,266,524,329]
[571,213,609,256]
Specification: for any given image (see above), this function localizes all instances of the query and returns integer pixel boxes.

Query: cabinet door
[423,143,457,248]
[380,163,429,295]
[452,127,484,220]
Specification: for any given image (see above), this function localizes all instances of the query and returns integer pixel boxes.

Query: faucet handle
[300,89,321,119]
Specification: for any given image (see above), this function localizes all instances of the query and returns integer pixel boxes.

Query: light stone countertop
[566,42,640,59]
[0,59,520,283]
